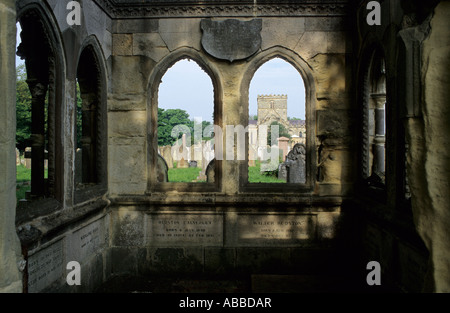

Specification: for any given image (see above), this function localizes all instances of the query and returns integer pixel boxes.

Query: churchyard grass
[16,165,48,202]
[16,165,30,201]
[168,167,206,182]
[248,161,285,183]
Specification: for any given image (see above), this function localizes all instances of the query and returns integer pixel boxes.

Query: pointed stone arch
[74,36,108,203]
[146,48,223,192]
[240,47,316,191]
[16,1,66,208]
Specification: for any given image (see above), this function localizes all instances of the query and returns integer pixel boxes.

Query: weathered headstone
[177,134,189,169]
[278,163,287,181]
[177,157,189,169]
[157,154,169,182]
[147,213,223,247]
[161,145,173,168]
[248,145,257,167]
[16,148,20,166]
[285,143,306,184]
[277,137,290,162]
[25,147,32,169]
[206,159,215,183]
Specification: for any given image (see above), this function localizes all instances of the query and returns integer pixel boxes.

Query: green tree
[158,108,192,146]
[16,64,31,151]
[16,64,51,152]
[191,119,212,145]
[267,121,290,146]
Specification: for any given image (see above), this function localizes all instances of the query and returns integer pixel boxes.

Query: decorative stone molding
[95,0,349,18]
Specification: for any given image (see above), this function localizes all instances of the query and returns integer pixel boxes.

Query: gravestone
[161,145,173,169]
[177,134,189,168]
[147,213,223,247]
[25,147,32,169]
[278,163,287,181]
[277,137,290,161]
[16,148,20,166]
[197,140,214,181]
[285,143,306,184]
[27,240,64,293]
[249,145,257,167]
[193,143,203,163]
[178,157,189,169]
[157,154,169,182]
[206,159,215,183]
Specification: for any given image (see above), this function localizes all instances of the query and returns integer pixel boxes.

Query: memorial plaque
[28,240,64,293]
[147,213,223,247]
[233,213,317,247]
[68,218,106,262]
[201,19,262,62]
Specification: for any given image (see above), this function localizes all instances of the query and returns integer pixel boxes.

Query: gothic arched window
[74,40,108,203]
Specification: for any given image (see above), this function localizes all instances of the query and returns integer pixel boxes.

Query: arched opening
[156,58,215,183]
[15,9,58,205]
[76,45,101,186]
[247,57,307,184]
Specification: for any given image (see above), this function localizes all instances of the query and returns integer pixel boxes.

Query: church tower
[257,95,288,127]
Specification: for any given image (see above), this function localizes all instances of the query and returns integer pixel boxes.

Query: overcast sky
[16,24,306,123]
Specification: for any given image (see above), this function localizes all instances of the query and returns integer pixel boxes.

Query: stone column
[0,0,24,292]
[80,92,97,183]
[372,94,386,174]
[27,79,48,196]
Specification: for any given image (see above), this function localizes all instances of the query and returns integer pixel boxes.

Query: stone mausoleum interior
[0,0,449,293]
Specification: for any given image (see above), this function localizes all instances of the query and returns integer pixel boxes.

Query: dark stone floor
[95,273,400,293]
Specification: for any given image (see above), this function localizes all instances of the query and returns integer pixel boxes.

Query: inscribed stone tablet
[234,213,317,246]
[28,240,64,293]
[147,213,223,247]
[67,219,106,262]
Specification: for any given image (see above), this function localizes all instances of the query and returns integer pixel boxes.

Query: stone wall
[0,0,23,293]
[406,1,450,292]
[2,0,448,293]
[354,0,449,292]
[8,0,112,293]
[109,205,350,279]
[19,206,110,293]
[109,14,352,197]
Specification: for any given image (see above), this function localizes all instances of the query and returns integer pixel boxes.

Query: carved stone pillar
[80,92,97,184]
[0,0,23,292]
[372,94,386,174]
[27,79,48,196]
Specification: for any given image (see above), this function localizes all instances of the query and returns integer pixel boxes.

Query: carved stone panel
[201,19,262,62]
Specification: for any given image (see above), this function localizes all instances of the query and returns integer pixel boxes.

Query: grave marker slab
[147,213,223,247]
[230,213,317,247]
[28,240,64,293]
